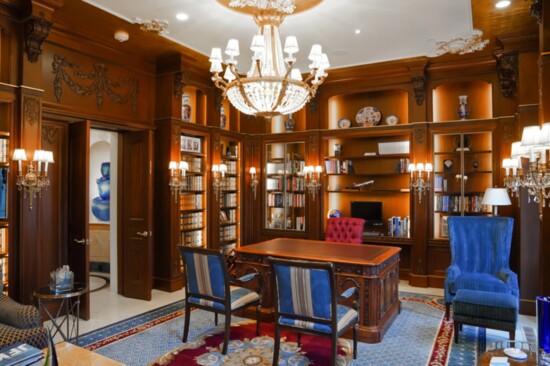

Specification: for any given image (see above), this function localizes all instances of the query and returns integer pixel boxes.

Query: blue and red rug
[76,293,490,366]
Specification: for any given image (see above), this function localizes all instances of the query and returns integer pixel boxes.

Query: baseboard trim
[408,274,428,287]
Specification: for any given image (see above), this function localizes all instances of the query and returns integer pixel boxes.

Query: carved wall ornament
[174,71,188,98]
[42,125,60,146]
[25,16,52,63]
[308,133,319,154]
[531,0,542,23]
[411,75,427,105]
[429,30,489,57]
[213,131,221,151]
[52,54,139,114]
[133,18,169,34]
[414,128,425,145]
[172,124,181,145]
[493,50,518,98]
[23,96,40,126]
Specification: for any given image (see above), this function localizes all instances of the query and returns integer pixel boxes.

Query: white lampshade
[481,188,511,206]
[250,35,265,52]
[315,165,323,173]
[319,53,330,69]
[223,67,236,82]
[425,163,433,172]
[43,151,54,163]
[33,150,45,161]
[284,36,299,54]
[540,122,550,146]
[416,163,424,171]
[308,44,322,61]
[169,161,177,170]
[511,141,529,158]
[178,161,189,171]
[521,125,542,146]
[210,61,223,73]
[408,163,416,172]
[290,68,302,81]
[209,47,223,62]
[249,167,256,175]
[225,39,240,57]
[219,164,228,173]
[212,164,219,172]
[12,149,27,161]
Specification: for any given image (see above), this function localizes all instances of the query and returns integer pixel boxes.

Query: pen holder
[50,266,74,293]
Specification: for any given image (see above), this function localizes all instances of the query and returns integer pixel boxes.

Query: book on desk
[0,342,43,366]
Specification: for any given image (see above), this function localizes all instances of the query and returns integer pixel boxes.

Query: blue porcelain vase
[92,162,110,221]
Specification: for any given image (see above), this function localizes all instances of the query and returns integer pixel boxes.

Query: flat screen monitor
[350,201,383,229]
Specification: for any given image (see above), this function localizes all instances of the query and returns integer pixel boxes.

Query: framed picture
[440,216,449,238]
[181,136,201,153]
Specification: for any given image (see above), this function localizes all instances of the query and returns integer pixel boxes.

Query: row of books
[324,160,354,174]
[224,177,237,190]
[434,194,489,213]
[266,160,305,175]
[388,216,410,238]
[181,156,202,172]
[180,212,203,230]
[396,158,410,173]
[222,193,237,207]
[181,176,204,191]
[0,139,8,164]
[181,230,203,247]
[179,193,203,211]
[222,160,238,174]
[0,228,7,253]
[221,209,237,223]
[0,257,6,286]
[378,140,410,155]
[266,177,305,191]
[267,192,306,207]
[220,225,236,242]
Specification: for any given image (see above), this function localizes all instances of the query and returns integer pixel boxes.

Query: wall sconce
[212,164,227,201]
[408,162,432,204]
[303,165,322,201]
[249,167,259,200]
[168,160,189,202]
[12,149,54,210]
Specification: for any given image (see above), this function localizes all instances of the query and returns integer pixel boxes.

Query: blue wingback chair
[444,216,519,319]
[268,257,359,366]
[178,246,262,355]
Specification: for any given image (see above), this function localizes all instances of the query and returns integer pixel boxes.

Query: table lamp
[481,188,511,216]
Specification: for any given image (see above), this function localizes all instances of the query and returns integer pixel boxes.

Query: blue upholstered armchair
[444,216,519,319]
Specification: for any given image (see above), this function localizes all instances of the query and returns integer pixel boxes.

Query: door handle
[73,238,86,244]
[136,231,149,237]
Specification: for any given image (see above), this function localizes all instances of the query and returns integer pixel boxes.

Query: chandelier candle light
[12,149,54,210]
[209,0,329,118]
[168,160,189,202]
[501,123,550,220]
[408,163,432,204]
[303,165,322,201]
[249,167,259,200]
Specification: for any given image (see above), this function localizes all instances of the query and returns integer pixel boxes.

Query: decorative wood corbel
[493,49,518,98]
[25,16,52,63]
[174,71,188,98]
[411,75,427,106]
[531,0,542,24]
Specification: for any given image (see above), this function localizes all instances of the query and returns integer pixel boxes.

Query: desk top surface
[236,238,400,266]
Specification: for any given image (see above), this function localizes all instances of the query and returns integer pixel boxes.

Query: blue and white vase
[92,162,110,221]
[457,95,470,120]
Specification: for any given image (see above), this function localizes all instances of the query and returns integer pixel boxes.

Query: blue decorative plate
[327,209,343,218]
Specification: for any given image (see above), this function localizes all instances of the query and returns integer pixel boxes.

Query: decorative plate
[503,348,528,360]
[356,106,381,127]
[338,118,351,129]
[385,114,399,125]
[327,209,343,219]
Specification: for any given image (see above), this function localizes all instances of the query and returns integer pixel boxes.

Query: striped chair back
[271,259,335,321]
[179,246,228,304]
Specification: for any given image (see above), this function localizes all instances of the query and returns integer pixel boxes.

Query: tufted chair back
[325,217,365,244]
[0,293,49,349]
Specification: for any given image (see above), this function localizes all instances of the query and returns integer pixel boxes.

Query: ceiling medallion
[133,17,169,35]
[209,0,329,118]
[430,30,489,57]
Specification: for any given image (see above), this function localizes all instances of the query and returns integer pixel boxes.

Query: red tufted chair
[325,217,365,244]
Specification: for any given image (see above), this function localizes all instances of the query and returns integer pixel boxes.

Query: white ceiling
[84,0,477,71]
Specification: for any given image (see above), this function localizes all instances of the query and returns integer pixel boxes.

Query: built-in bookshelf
[179,133,207,247]
[219,138,240,253]
[265,142,306,231]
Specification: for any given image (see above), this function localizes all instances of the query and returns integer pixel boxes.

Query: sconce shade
[12,149,27,161]
[44,151,54,163]
[33,149,44,161]
[249,167,256,175]
[169,161,177,170]
[212,164,219,172]
[521,126,542,146]
[178,161,189,170]
[511,141,529,158]
[481,188,511,206]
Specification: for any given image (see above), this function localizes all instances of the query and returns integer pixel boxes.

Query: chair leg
[353,323,358,359]
[509,329,515,341]
[445,302,450,321]
[255,304,261,336]
[272,324,281,366]
[297,333,301,347]
[454,321,460,343]
[222,312,231,355]
[183,303,191,343]
[215,313,218,326]
[331,334,338,366]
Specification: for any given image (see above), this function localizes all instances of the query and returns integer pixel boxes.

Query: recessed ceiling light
[495,1,511,8]
[176,13,189,21]
[355,29,361,35]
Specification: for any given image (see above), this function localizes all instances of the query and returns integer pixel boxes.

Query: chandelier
[502,124,550,220]
[209,0,329,118]
[12,149,54,210]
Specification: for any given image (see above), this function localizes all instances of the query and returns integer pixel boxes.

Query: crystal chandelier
[209,0,329,118]
[502,124,550,220]
[12,149,54,210]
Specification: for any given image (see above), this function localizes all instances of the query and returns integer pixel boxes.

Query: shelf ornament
[408,162,432,204]
[13,149,54,210]
[249,167,259,200]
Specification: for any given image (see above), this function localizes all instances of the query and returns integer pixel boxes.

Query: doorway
[89,129,118,293]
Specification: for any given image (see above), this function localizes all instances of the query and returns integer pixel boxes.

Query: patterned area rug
[76,292,493,366]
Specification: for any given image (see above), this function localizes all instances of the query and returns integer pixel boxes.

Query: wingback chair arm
[497,269,519,298]
[0,294,41,329]
[446,264,461,281]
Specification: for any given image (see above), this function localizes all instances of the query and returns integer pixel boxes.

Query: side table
[33,283,89,345]
[478,341,537,366]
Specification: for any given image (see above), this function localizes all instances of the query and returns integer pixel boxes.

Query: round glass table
[33,283,88,345]
[478,341,537,366]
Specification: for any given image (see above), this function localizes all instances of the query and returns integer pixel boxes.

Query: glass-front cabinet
[219,138,241,252]
[432,131,493,239]
[265,142,306,231]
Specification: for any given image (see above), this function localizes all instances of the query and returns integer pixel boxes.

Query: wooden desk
[44,342,123,365]
[235,238,401,343]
